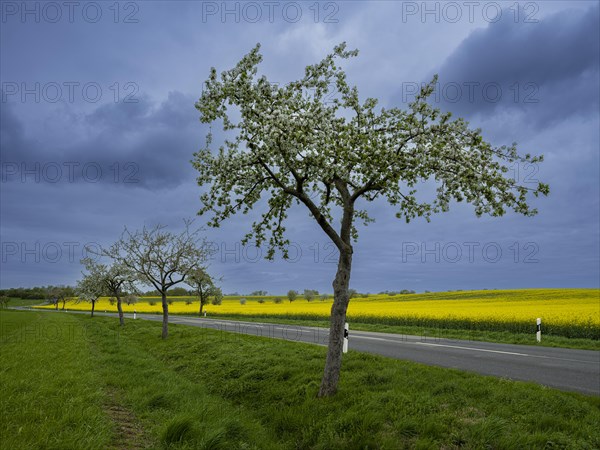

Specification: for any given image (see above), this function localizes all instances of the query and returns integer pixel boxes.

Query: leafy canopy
[77,261,107,303]
[193,43,549,258]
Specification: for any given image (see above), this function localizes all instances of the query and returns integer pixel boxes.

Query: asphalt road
[12,308,600,396]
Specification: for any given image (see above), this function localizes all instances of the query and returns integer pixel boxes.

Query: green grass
[0,310,113,449]
[2,297,45,307]
[2,309,599,449]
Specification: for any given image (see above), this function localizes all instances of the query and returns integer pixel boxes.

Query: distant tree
[273,297,283,304]
[81,258,136,327]
[257,298,265,304]
[287,290,298,303]
[194,43,549,396]
[0,296,9,309]
[76,266,106,317]
[348,289,358,299]
[46,286,74,310]
[250,290,268,296]
[168,286,189,297]
[239,297,247,305]
[188,268,219,316]
[319,294,329,301]
[125,294,139,306]
[0,286,47,300]
[211,288,223,305]
[303,289,319,302]
[101,220,212,339]
[61,286,75,310]
[142,289,160,297]
[45,287,59,310]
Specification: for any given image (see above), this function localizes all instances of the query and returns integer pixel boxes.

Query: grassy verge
[3,297,45,307]
[171,313,600,351]
[2,309,599,449]
[0,310,113,449]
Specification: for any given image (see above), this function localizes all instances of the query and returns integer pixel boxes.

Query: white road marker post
[134,310,137,320]
[536,318,541,342]
[343,322,349,353]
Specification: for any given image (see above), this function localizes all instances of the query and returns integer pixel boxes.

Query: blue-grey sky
[1,1,598,294]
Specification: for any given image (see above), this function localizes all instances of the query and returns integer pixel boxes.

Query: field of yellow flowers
[36,288,599,339]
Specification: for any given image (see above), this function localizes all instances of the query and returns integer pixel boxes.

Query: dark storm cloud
[0,99,33,160]
[1,1,598,291]
[1,91,203,189]
[401,4,599,129]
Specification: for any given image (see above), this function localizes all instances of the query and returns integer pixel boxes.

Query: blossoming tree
[193,43,549,397]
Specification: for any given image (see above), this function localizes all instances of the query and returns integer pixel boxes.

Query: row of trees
[286,289,327,302]
[0,286,52,300]
[0,285,77,307]
[75,220,218,337]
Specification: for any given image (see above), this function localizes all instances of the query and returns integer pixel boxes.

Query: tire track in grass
[79,316,152,449]
[103,387,150,450]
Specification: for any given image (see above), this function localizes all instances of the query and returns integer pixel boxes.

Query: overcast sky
[1,1,598,294]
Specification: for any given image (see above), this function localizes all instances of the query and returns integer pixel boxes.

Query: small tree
[287,290,298,303]
[239,297,247,305]
[320,294,329,302]
[125,294,138,306]
[46,286,74,310]
[76,266,106,317]
[102,220,211,339]
[188,267,218,316]
[81,258,136,327]
[45,287,59,310]
[0,296,9,309]
[61,286,75,310]
[303,289,319,302]
[211,288,223,305]
[273,297,283,304]
[194,43,548,396]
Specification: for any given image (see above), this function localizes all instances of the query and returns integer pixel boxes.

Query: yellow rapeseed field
[36,289,599,338]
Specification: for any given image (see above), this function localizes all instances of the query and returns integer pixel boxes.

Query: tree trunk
[116,294,124,326]
[161,292,169,339]
[54,302,58,310]
[198,287,204,315]
[91,300,95,317]
[318,248,353,397]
